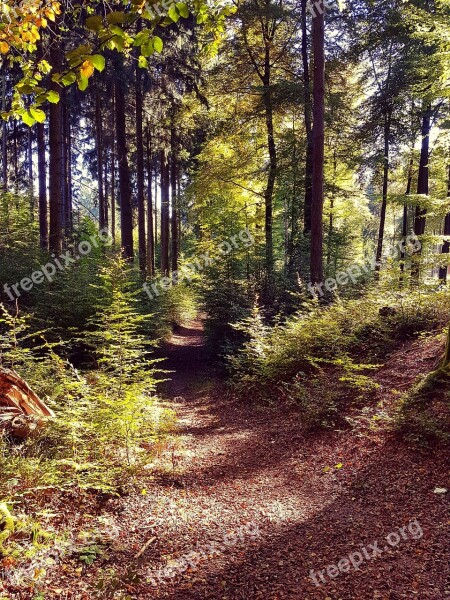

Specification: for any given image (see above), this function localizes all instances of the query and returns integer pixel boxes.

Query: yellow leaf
[80,60,94,78]
[141,488,147,495]
[335,463,343,469]
[0,42,9,55]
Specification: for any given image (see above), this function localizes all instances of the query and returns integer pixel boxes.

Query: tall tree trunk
[412,105,431,279]
[326,149,337,270]
[104,140,109,230]
[1,60,7,191]
[36,122,48,249]
[375,110,391,273]
[48,40,64,255]
[301,0,313,235]
[65,97,73,234]
[111,92,116,244]
[135,65,146,273]
[95,89,106,230]
[400,155,414,281]
[439,163,450,282]
[310,1,325,287]
[28,127,34,219]
[146,126,155,276]
[12,120,18,194]
[114,80,134,258]
[170,122,179,275]
[154,160,158,250]
[160,150,170,275]
[262,57,277,278]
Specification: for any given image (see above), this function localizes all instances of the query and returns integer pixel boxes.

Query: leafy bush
[395,363,450,445]
[0,256,175,498]
[227,289,450,427]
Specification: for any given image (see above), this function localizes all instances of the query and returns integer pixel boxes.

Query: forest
[0,0,449,598]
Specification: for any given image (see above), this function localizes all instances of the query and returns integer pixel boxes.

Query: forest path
[105,325,449,600]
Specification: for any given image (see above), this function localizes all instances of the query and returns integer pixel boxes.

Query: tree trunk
[111,91,116,244]
[136,66,146,273]
[375,110,391,273]
[170,122,179,275]
[114,80,134,259]
[1,60,7,191]
[412,106,431,280]
[160,150,170,275]
[400,155,414,281]
[36,122,48,250]
[28,127,34,219]
[95,89,106,230]
[48,41,64,255]
[310,1,325,287]
[414,108,431,234]
[301,0,313,235]
[439,163,450,282]
[262,58,276,278]
[146,126,155,276]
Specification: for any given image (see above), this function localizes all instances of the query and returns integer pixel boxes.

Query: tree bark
[262,61,276,278]
[28,127,34,219]
[375,110,392,273]
[95,89,106,230]
[146,126,155,276]
[301,0,313,235]
[412,106,431,280]
[136,65,146,273]
[48,40,64,255]
[170,122,179,275]
[1,60,7,191]
[114,80,134,259]
[36,122,48,249]
[160,150,170,275]
[400,155,414,280]
[439,163,450,282]
[310,1,325,286]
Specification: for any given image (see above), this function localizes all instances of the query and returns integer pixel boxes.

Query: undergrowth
[0,255,176,501]
[227,288,450,430]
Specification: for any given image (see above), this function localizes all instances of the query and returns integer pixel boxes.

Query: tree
[310,2,325,287]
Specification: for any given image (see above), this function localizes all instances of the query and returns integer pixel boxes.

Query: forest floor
[3,321,449,600]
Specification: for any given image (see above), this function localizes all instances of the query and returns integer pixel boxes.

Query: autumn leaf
[0,42,9,55]
[80,60,95,79]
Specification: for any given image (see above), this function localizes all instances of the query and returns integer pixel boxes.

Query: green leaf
[30,107,46,123]
[141,40,154,57]
[47,90,60,104]
[153,36,163,53]
[106,11,126,25]
[91,54,106,72]
[176,3,189,18]
[134,31,150,47]
[138,56,148,69]
[86,15,103,31]
[61,72,77,87]
[22,112,36,127]
[168,6,180,22]
[78,75,89,92]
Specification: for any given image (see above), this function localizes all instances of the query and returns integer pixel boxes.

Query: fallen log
[0,367,54,438]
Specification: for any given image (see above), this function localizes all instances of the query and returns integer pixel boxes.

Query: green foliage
[0,256,176,497]
[395,362,450,445]
[227,289,450,427]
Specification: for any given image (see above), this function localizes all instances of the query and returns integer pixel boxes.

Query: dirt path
[103,324,449,600]
[13,325,448,599]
